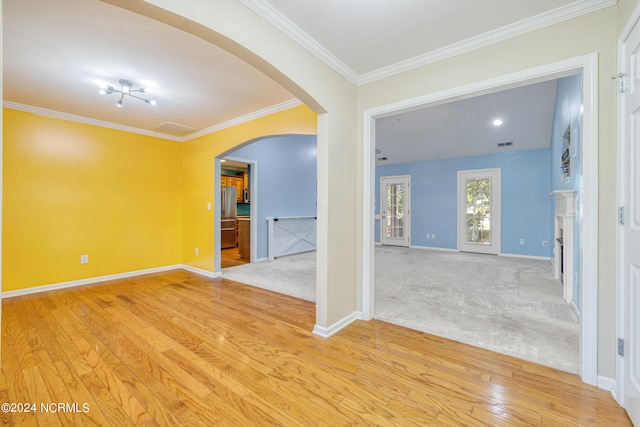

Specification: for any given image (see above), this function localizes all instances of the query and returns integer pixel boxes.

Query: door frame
[457,168,501,255]
[214,156,259,273]
[362,53,599,385]
[380,175,411,247]
[616,2,640,413]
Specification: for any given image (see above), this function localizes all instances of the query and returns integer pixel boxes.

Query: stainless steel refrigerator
[221,186,237,249]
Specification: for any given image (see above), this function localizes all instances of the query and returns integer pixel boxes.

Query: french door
[380,175,411,247]
[458,168,501,255]
[618,12,640,425]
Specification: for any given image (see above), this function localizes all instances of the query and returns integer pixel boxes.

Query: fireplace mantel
[549,190,577,216]
[549,190,576,303]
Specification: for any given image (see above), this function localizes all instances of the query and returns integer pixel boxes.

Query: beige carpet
[222,246,579,374]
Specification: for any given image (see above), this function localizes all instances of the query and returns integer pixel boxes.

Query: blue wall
[375,148,554,258]
[551,74,582,192]
[230,135,317,260]
[549,73,582,307]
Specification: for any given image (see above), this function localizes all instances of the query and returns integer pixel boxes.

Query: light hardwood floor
[221,247,249,269]
[1,270,631,426]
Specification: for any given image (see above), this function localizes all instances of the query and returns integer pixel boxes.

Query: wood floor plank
[75,315,203,426]
[54,358,122,427]
[75,289,217,402]
[23,365,64,427]
[31,349,86,427]
[79,369,138,427]
[1,270,632,426]
[47,299,155,426]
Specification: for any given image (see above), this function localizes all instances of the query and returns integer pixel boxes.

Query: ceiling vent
[497,141,513,148]
[154,122,197,136]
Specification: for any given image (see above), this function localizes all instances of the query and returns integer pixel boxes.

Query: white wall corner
[313,311,362,338]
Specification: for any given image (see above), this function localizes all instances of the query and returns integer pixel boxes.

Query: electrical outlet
[207,202,211,211]
[519,239,525,245]
[80,254,89,264]
[432,234,436,240]
[195,248,199,256]
[542,240,548,247]
[426,233,430,239]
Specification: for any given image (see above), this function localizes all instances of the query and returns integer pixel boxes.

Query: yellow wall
[2,105,315,292]
[181,104,316,272]
[2,109,183,291]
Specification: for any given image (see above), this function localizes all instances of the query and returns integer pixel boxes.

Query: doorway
[214,135,317,274]
[458,168,501,255]
[380,175,411,247]
[362,54,599,385]
[215,155,259,273]
[220,158,252,269]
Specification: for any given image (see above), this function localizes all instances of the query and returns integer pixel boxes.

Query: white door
[380,175,411,247]
[458,169,501,255]
[619,13,640,426]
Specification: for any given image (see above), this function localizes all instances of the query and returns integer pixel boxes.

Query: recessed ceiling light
[493,119,503,127]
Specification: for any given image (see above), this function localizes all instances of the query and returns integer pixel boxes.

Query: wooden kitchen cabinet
[222,175,244,202]
[238,218,250,260]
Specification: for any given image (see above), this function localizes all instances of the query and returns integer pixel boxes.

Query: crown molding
[240,0,616,86]
[184,98,303,141]
[239,0,360,84]
[359,0,616,84]
[2,101,184,141]
[4,98,303,142]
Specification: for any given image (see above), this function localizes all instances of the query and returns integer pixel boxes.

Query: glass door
[458,169,501,254]
[380,176,411,247]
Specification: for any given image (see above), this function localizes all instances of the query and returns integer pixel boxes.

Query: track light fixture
[99,79,156,107]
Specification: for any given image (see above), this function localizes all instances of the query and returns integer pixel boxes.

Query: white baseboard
[313,311,362,338]
[409,245,458,252]
[597,376,616,396]
[2,265,183,298]
[380,244,552,260]
[181,264,222,279]
[499,253,553,261]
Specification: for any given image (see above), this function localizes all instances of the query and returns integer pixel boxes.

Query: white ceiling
[375,80,559,165]
[3,0,603,155]
[2,0,296,140]
[242,0,613,82]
